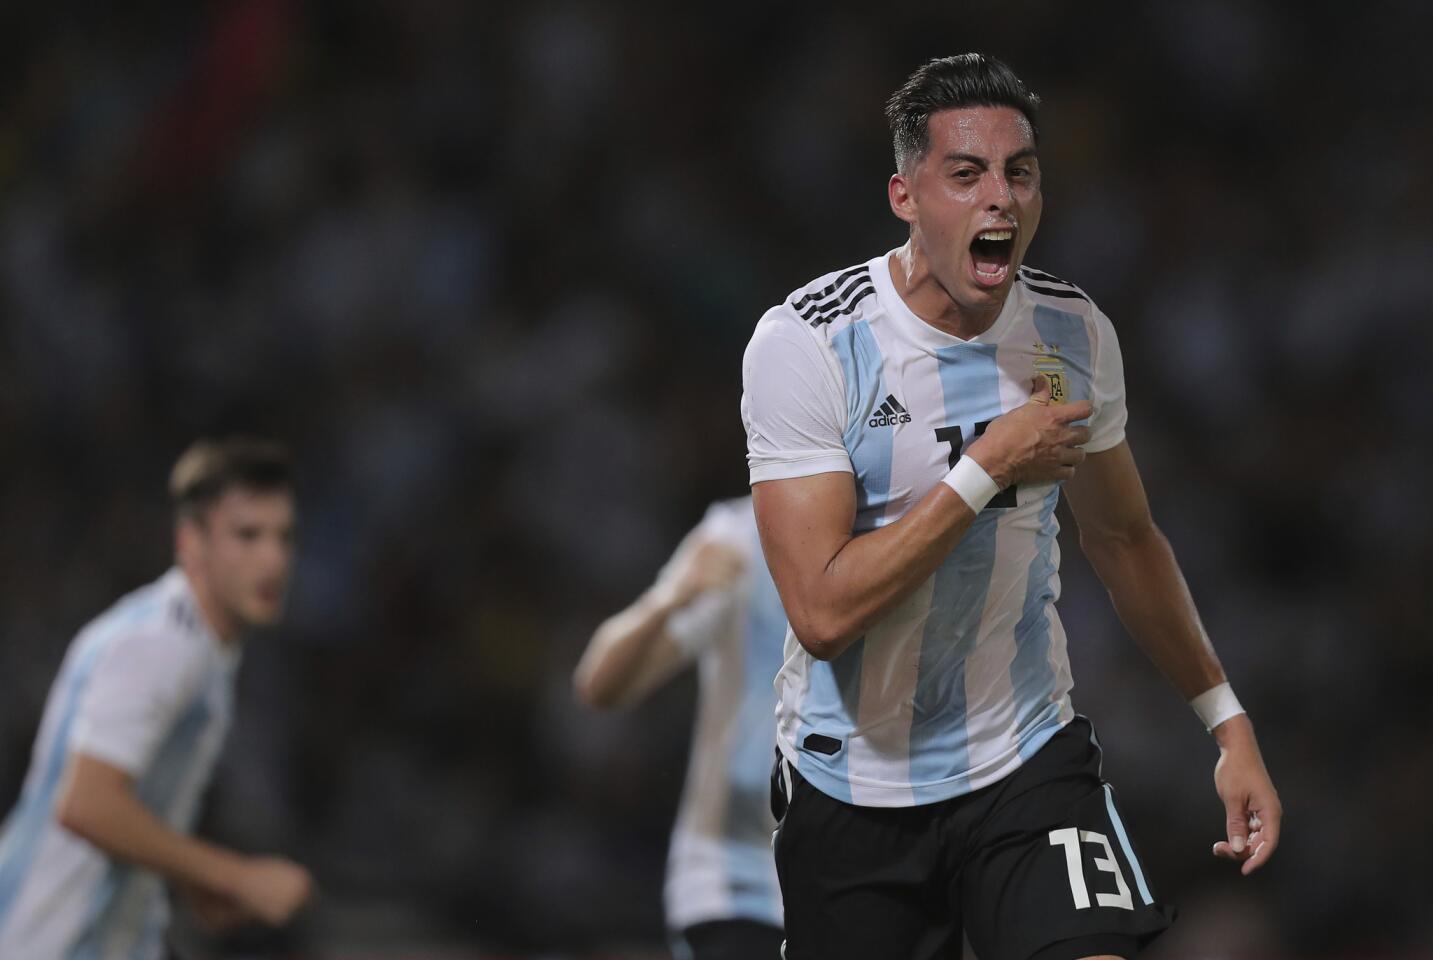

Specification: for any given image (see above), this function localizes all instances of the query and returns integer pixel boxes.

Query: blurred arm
[1063,440,1282,873]
[58,752,243,892]
[56,752,313,924]
[573,539,744,710]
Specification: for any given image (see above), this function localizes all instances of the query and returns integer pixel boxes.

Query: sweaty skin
[757,102,1282,881]
[887,106,1042,340]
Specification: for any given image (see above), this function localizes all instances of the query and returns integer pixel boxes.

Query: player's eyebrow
[944,152,990,169]
[942,147,1038,169]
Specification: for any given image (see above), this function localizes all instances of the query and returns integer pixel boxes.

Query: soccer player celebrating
[0,438,313,958]
[741,55,1281,960]
[575,497,786,959]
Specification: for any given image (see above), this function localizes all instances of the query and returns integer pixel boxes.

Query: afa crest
[1033,353,1068,405]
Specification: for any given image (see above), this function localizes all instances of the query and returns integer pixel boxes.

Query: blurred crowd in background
[1,1,1430,956]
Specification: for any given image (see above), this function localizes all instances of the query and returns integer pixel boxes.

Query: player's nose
[260,533,293,570]
[983,172,1014,211]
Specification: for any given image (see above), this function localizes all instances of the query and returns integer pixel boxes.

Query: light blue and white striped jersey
[741,251,1127,808]
[662,498,785,932]
[0,568,240,960]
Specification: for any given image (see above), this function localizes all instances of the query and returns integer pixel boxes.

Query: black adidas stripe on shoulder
[1021,281,1088,302]
[1018,267,1089,302]
[1018,265,1078,287]
[169,597,198,634]
[805,283,875,326]
[792,265,868,311]
[792,266,875,326]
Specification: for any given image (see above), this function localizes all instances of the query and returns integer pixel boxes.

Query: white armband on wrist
[941,455,1001,513]
[1190,681,1245,732]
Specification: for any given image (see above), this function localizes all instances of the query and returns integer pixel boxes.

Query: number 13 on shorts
[1049,827,1133,910]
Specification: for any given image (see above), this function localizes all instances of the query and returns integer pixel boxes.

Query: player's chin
[960,269,1013,304]
[243,594,287,627]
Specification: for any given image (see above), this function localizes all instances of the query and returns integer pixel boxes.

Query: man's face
[185,488,296,631]
[898,106,1042,312]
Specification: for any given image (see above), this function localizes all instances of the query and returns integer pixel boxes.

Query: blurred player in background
[574,497,785,959]
[0,437,313,959]
[742,54,1282,959]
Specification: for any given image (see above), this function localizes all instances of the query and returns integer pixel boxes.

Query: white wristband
[941,455,1002,513]
[1190,682,1245,732]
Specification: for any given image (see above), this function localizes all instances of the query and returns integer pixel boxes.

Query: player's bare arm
[574,537,745,709]
[1063,440,1283,875]
[56,752,313,925]
[754,376,1091,661]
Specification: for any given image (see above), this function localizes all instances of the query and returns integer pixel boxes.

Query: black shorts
[672,918,785,960]
[771,717,1175,960]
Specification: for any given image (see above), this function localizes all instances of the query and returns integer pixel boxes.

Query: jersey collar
[867,248,1023,353]
[165,567,242,668]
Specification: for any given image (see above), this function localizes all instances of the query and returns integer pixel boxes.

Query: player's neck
[889,243,1002,340]
[179,566,244,647]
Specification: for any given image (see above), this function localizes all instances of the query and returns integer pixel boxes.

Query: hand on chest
[844,318,1094,521]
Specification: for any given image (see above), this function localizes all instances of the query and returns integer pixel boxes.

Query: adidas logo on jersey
[869,394,912,428]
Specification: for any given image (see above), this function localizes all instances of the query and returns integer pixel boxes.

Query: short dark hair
[885,54,1041,171]
[169,437,293,521]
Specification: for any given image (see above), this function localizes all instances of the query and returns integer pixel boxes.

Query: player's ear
[889,172,916,224]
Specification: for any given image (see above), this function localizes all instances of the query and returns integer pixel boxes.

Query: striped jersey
[741,251,1127,808]
[662,498,785,932]
[0,568,241,959]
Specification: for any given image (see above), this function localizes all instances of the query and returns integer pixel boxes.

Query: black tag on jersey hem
[803,733,842,755]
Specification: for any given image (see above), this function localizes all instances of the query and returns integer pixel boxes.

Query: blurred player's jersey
[0,569,239,960]
[662,498,785,932]
[741,252,1127,808]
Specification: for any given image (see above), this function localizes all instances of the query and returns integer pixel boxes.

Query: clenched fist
[967,374,1091,490]
[228,856,313,927]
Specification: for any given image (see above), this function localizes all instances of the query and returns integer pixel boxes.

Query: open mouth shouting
[969,228,1016,288]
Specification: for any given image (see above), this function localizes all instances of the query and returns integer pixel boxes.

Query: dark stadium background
[2,1,1430,957]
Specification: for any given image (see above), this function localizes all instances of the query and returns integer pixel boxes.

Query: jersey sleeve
[741,308,852,484]
[661,501,748,658]
[1085,306,1129,453]
[69,628,206,776]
